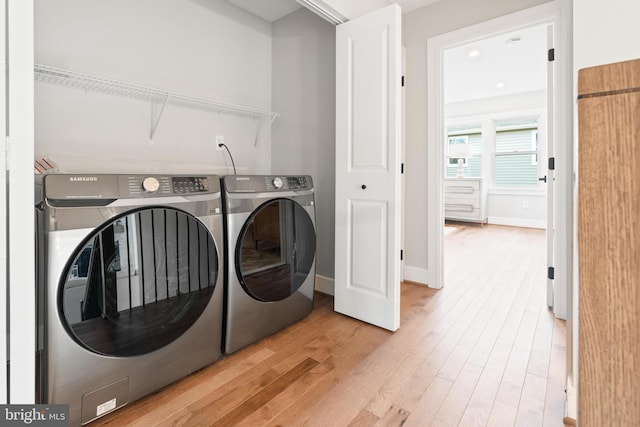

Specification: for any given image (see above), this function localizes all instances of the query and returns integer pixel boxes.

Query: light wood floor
[94,223,566,426]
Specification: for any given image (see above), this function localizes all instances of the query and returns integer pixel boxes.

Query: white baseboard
[488,216,546,229]
[403,265,429,285]
[315,274,334,296]
[316,267,432,296]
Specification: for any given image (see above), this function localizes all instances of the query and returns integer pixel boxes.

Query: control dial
[142,177,160,193]
[272,177,284,189]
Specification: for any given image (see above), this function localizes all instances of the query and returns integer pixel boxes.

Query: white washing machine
[35,174,224,426]
[222,175,316,354]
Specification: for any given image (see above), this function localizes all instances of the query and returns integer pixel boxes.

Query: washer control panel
[42,174,221,203]
[125,176,211,196]
[127,176,171,196]
[171,176,210,194]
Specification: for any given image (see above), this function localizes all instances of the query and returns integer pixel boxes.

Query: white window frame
[494,121,542,188]
[531,130,539,166]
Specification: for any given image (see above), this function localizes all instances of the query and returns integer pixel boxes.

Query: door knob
[361,184,367,190]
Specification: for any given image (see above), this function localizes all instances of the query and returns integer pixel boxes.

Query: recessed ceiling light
[505,37,522,46]
[468,50,480,58]
[496,82,505,88]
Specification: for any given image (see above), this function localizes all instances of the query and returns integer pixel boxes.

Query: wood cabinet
[444,178,487,223]
[578,58,640,427]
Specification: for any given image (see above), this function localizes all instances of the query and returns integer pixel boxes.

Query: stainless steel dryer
[35,174,224,426]
[222,175,316,354]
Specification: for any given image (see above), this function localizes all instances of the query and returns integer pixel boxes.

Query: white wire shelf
[34,63,279,142]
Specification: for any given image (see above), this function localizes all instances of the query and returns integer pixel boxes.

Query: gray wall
[402,0,552,280]
[272,8,336,283]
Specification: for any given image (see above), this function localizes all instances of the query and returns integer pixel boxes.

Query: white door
[545,24,555,308]
[334,4,402,331]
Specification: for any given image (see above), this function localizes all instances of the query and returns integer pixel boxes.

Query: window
[444,116,544,187]
[494,120,540,186]
[445,129,482,178]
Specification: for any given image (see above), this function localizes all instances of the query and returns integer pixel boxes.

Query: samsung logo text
[69,176,97,182]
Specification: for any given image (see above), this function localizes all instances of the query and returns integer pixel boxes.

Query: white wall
[402,0,552,281]
[35,0,273,175]
[445,90,545,118]
[271,8,336,291]
[573,0,640,71]
[488,192,546,227]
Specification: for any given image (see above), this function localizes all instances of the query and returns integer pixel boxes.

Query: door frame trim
[7,0,36,403]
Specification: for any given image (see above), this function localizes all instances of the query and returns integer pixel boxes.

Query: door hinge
[548,48,555,62]
[401,163,404,174]
[401,75,405,87]
[548,266,555,280]
[400,250,404,261]
[548,157,555,170]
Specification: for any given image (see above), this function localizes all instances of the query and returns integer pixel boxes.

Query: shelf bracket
[253,113,279,147]
[150,94,170,140]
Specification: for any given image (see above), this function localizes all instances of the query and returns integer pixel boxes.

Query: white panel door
[334,4,402,331]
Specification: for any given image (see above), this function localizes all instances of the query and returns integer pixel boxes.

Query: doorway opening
[442,22,550,291]
[427,0,574,416]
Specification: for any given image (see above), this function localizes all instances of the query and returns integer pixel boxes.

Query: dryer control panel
[224,175,313,193]
[265,176,310,191]
[285,176,309,190]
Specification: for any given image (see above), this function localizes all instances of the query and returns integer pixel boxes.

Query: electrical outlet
[215,135,224,150]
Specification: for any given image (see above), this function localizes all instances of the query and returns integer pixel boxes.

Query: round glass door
[236,199,316,302]
[60,207,218,357]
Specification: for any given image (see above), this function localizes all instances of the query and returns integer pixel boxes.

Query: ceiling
[223,1,546,104]
[225,0,444,22]
[225,0,303,23]
[444,24,547,104]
